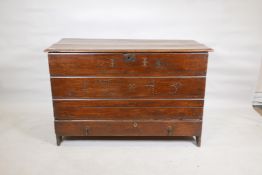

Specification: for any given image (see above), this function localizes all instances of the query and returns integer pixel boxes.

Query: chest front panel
[49,53,207,76]
[45,39,212,146]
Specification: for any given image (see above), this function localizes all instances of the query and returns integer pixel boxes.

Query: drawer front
[55,120,202,136]
[54,101,203,120]
[51,77,206,99]
[49,53,208,76]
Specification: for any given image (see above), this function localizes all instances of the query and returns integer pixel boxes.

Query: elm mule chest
[45,38,213,146]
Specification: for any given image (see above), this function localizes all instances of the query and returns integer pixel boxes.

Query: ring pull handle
[167,126,173,136]
[133,121,138,127]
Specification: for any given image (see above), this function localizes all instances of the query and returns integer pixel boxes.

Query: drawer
[55,120,202,136]
[48,53,208,76]
[53,101,203,120]
[51,77,206,99]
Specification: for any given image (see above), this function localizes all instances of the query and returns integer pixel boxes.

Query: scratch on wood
[97,79,112,88]
[143,58,148,67]
[110,59,115,68]
[170,82,182,95]
[128,83,136,91]
[144,80,156,95]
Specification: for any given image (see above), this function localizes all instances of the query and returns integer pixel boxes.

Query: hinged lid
[45,38,213,53]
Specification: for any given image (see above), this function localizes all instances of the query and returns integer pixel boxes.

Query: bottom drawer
[55,120,202,137]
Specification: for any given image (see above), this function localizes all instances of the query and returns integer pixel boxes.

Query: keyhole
[124,53,135,62]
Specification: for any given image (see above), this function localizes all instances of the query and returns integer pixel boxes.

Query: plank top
[44,38,213,53]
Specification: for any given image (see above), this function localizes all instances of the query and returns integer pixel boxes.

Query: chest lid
[44,38,213,53]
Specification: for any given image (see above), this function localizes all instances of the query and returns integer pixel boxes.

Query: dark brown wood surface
[53,104,203,120]
[49,53,208,76]
[51,77,206,99]
[46,39,211,146]
[45,38,213,53]
[55,120,202,136]
[53,99,204,107]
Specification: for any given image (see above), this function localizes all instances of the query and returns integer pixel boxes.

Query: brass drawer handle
[167,126,173,136]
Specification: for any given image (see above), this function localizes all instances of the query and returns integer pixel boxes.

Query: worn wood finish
[45,38,213,53]
[53,99,204,107]
[55,120,202,137]
[53,100,204,120]
[49,53,208,76]
[51,77,206,99]
[45,38,212,146]
[54,107,202,120]
[54,105,203,120]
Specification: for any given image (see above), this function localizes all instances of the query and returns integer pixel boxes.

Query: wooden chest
[45,38,212,146]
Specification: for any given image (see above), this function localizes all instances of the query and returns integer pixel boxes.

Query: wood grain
[53,104,203,120]
[53,99,204,107]
[48,53,208,76]
[50,77,206,99]
[45,38,213,53]
[45,38,211,146]
[55,120,202,136]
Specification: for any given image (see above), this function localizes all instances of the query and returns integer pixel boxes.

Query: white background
[1,0,262,175]
[256,63,262,92]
